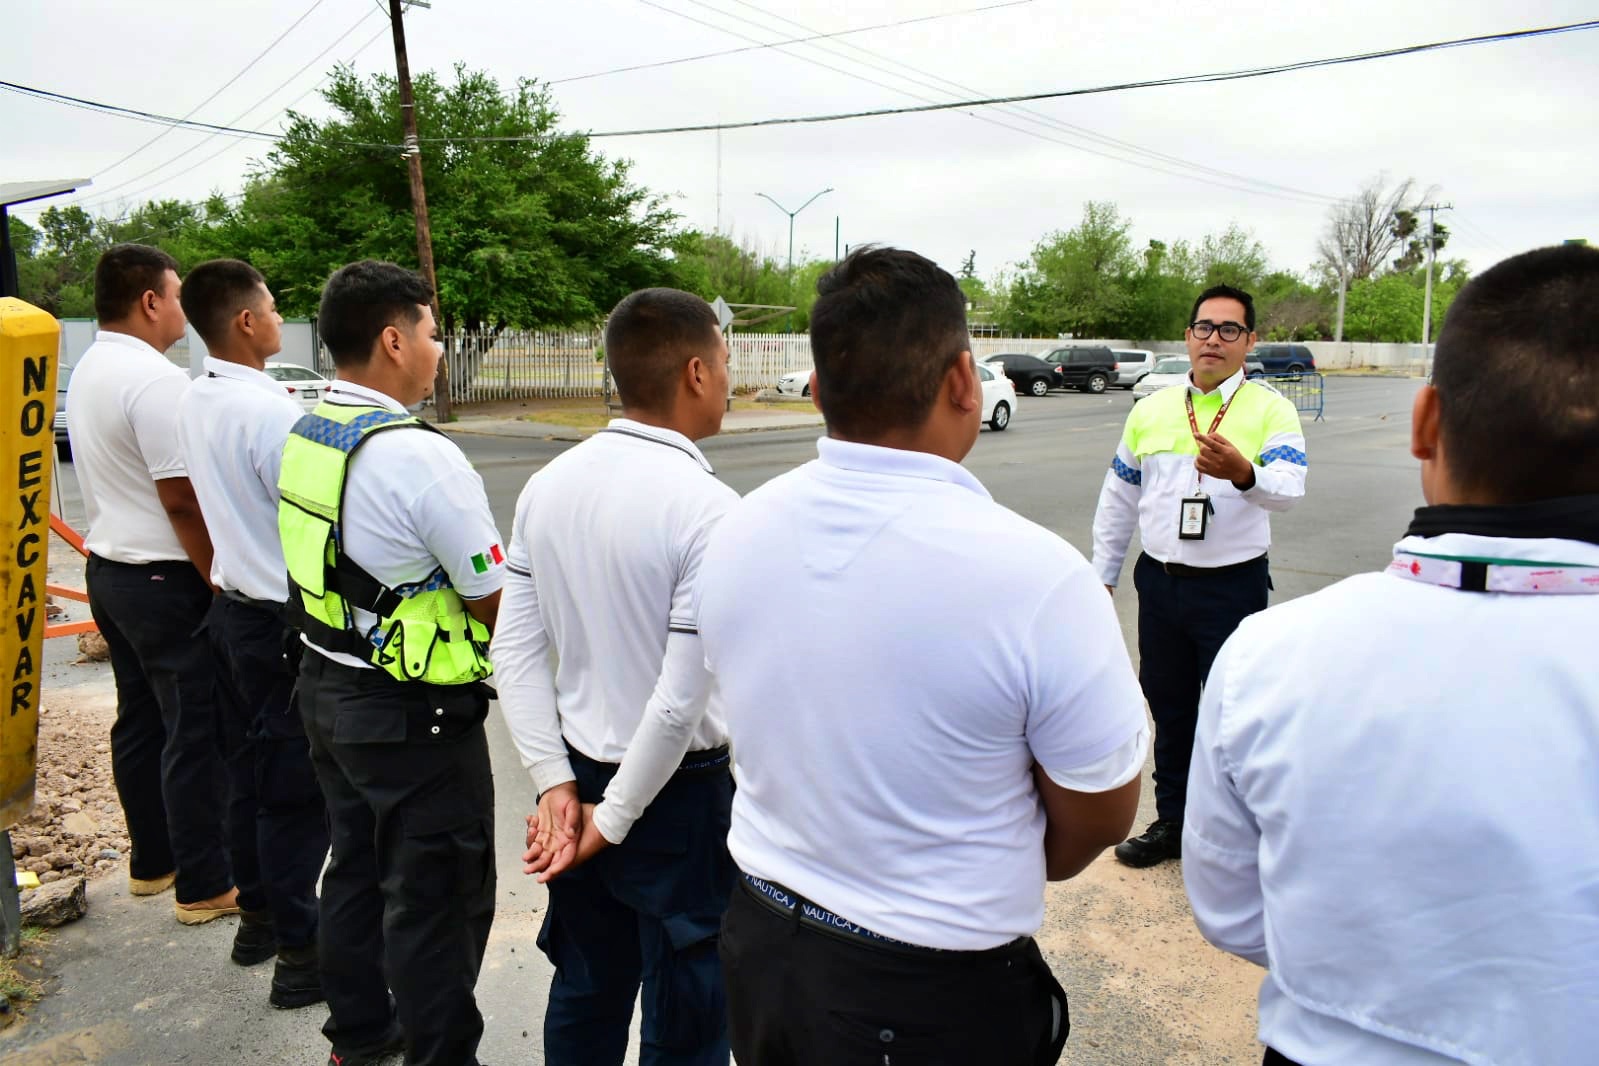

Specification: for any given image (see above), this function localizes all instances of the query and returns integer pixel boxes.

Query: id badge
[1179,494,1211,540]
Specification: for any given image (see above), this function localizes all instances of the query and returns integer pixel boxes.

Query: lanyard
[1388,551,1599,594]
[1185,386,1237,437]
[1186,386,1238,493]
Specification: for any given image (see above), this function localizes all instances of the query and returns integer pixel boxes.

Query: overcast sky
[4,0,1596,285]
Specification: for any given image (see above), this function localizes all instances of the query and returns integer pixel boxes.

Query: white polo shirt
[696,437,1148,951]
[492,419,738,844]
[1091,368,1306,585]
[65,330,191,563]
[176,357,303,602]
[1184,531,1599,1065]
[299,381,505,667]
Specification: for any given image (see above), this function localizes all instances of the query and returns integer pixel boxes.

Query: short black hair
[1432,244,1599,503]
[604,288,722,413]
[808,246,970,438]
[180,259,266,349]
[94,243,180,323]
[1189,283,1256,332]
[317,260,432,367]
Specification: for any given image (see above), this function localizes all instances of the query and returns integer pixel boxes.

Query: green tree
[1123,239,1197,340]
[1342,273,1424,341]
[1195,223,1268,291]
[1002,201,1135,336]
[215,65,680,332]
[1255,270,1333,341]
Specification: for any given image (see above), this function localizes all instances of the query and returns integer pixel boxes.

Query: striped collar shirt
[492,419,737,844]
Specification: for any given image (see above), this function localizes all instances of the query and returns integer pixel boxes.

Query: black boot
[230,909,277,966]
[269,943,325,1010]
[327,1025,405,1066]
[1114,818,1183,868]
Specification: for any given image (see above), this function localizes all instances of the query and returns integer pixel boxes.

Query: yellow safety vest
[277,403,492,685]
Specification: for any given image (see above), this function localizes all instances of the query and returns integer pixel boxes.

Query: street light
[757,187,833,327]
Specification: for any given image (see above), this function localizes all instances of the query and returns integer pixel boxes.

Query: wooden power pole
[388,0,450,421]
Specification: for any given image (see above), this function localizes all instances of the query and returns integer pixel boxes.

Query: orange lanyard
[1185,388,1236,437]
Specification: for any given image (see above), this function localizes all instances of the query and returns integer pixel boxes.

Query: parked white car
[265,362,333,412]
[1111,349,1156,388]
[775,369,811,397]
[1131,357,1194,402]
[976,360,1016,431]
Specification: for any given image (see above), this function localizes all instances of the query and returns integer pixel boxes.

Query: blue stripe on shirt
[1259,445,1308,467]
[1111,455,1142,485]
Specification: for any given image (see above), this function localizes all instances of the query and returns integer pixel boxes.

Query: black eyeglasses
[1190,321,1247,342]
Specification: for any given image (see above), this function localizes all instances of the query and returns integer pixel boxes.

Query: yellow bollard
[0,297,60,831]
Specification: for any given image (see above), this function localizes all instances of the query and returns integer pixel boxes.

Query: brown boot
[129,871,176,896]
[176,886,242,925]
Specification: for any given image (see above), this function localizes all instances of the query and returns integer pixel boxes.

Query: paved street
[14,377,1427,1065]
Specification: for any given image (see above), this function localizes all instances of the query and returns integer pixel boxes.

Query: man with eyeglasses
[1090,283,1307,869]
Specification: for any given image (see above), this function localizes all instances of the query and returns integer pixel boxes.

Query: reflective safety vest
[277,403,493,685]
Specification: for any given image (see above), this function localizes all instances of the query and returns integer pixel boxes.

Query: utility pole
[1419,201,1452,377]
[757,187,833,330]
[1333,261,1347,343]
[388,0,450,421]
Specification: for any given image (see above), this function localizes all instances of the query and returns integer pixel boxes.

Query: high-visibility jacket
[277,403,492,685]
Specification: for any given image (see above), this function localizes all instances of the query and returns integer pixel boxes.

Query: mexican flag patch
[471,544,505,574]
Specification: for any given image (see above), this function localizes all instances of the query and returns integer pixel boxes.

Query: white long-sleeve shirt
[1184,529,1599,1065]
[490,420,737,845]
[1092,369,1306,586]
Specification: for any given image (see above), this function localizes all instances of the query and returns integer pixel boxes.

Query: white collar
[93,329,169,360]
[324,380,407,413]
[600,418,715,474]
[816,437,991,500]
[1187,366,1246,401]
[202,355,283,395]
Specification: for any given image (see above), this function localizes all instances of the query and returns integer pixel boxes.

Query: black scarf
[1406,494,1599,548]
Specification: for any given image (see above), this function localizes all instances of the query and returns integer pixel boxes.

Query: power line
[75,10,387,212]
[87,0,330,178]
[711,0,1342,205]
[548,0,1032,85]
[522,17,1599,141]
[0,81,284,141]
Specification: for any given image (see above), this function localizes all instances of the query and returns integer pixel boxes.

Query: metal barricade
[1258,371,1324,422]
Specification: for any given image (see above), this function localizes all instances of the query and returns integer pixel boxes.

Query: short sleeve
[407,440,506,599]
[1024,563,1146,777]
[130,373,190,480]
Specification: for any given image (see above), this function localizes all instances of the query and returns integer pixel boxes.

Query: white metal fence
[306,329,1433,406]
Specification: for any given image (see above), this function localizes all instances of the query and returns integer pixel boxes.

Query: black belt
[221,588,287,614]
[1144,551,1267,577]
[738,872,1031,960]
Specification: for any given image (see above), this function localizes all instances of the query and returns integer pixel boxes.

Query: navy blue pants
[86,555,231,903]
[539,744,734,1066]
[1133,553,1271,822]
[207,596,327,950]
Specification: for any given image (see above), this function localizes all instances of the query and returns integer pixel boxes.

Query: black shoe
[1114,819,1183,868]
[328,1027,405,1066]
[230,909,277,966]
[269,944,325,1010]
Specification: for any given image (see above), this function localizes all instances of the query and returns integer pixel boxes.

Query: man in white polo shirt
[175,259,329,1008]
[65,243,238,924]
[695,246,1147,1065]
[497,287,737,1065]
[1183,244,1599,1066]
[281,260,504,1066]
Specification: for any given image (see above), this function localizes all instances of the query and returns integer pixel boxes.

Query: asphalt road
[16,377,1428,1065]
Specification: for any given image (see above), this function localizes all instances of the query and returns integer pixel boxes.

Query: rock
[62,812,98,836]
[38,871,63,884]
[20,875,88,928]
[76,630,110,663]
[60,798,82,813]
[97,848,121,862]
[26,858,52,875]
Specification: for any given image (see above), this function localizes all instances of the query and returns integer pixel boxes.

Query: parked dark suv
[983,352,1057,397]
[1250,343,1316,375]
[1041,346,1119,393]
